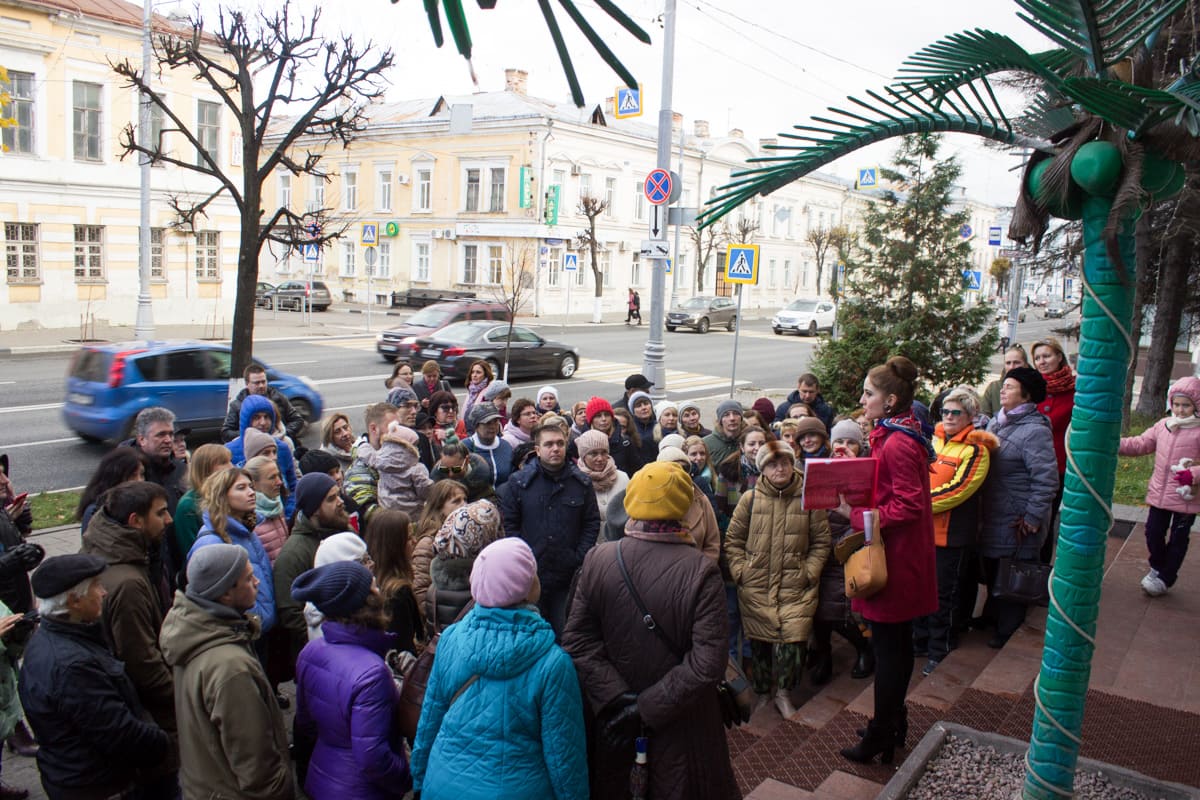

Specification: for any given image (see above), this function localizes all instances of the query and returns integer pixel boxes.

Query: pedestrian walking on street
[626,288,642,325]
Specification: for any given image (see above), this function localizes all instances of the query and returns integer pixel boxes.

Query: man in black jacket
[220,364,305,444]
[19,554,169,800]
[774,372,836,431]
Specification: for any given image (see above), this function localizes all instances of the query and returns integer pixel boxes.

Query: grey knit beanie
[186,544,249,602]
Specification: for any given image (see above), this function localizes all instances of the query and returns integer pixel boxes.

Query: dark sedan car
[408,321,579,383]
[666,295,737,333]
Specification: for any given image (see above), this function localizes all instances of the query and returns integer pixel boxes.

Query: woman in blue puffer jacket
[292,560,411,800]
[411,537,587,800]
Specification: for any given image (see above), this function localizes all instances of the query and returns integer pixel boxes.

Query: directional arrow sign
[650,204,665,238]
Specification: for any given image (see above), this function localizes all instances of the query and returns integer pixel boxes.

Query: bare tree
[805,223,849,297]
[575,193,610,322]
[687,220,727,293]
[113,2,393,378]
[487,241,536,381]
[731,215,759,245]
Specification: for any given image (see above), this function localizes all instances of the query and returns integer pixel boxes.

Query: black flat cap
[625,373,653,391]
[31,554,107,599]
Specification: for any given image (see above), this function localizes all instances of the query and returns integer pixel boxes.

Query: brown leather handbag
[844,509,887,599]
[395,589,473,743]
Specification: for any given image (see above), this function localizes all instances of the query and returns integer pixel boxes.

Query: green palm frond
[407,0,650,107]
[1013,0,1185,74]
[698,83,1024,227]
[1062,75,1184,129]
[895,29,1076,92]
[1017,90,1081,138]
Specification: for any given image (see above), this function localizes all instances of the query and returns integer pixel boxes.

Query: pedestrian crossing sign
[302,243,319,263]
[360,223,378,246]
[857,167,878,189]
[725,244,759,285]
[614,85,643,119]
[563,253,578,272]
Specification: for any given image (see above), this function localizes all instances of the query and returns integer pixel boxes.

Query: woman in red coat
[1031,336,1074,562]
[840,356,937,765]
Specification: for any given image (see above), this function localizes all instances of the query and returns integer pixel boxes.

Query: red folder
[801,457,878,510]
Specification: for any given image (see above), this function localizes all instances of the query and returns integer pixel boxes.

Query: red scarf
[1043,364,1075,395]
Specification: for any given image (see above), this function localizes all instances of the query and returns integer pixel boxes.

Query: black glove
[12,542,44,571]
[599,696,642,754]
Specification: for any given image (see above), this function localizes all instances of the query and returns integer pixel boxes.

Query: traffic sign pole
[729,287,744,398]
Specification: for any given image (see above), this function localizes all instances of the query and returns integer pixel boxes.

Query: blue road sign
[644,169,672,206]
[988,226,1002,246]
[563,252,579,272]
[960,224,973,239]
[302,243,319,263]
[857,167,878,188]
[361,223,378,245]
[726,244,759,285]
[615,86,642,119]
[963,270,982,291]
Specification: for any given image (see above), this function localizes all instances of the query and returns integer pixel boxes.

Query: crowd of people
[0,342,1194,800]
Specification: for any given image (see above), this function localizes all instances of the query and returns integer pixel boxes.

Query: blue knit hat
[294,472,336,519]
[290,561,374,619]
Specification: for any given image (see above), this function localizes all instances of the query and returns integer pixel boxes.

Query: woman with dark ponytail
[839,356,937,765]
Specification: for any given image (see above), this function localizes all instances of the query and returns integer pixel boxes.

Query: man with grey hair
[123,407,187,592]
[160,544,293,800]
[19,554,169,800]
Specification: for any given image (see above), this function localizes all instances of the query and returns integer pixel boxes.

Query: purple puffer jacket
[295,622,411,799]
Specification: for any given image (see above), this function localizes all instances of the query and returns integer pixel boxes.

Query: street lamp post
[133,0,154,339]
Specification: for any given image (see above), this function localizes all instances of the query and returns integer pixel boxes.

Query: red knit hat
[752,397,776,421]
[585,396,614,424]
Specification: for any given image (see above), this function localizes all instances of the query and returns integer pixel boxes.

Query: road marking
[0,402,64,414]
[0,381,14,385]
[575,359,748,392]
[313,373,391,386]
[1,437,78,448]
[268,360,318,366]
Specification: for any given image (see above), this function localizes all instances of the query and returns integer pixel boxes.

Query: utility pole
[641,0,676,401]
[669,121,684,311]
[133,0,154,339]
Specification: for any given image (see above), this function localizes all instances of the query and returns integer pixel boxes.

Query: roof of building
[14,0,189,34]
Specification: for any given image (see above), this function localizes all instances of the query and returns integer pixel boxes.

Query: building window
[489,167,506,212]
[196,100,220,166]
[194,230,219,280]
[599,249,612,288]
[801,263,809,289]
[1,71,34,154]
[341,241,356,277]
[72,81,102,161]
[377,240,390,278]
[634,182,646,222]
[414,242,430,282]
[464,168,481,212]
[415,168,431,211]
[461,244,478,284]
[150,227,164,280]
[279,173,291,209]
[575,256,586,286]
[578,173,592,208]
[377,169,393,211]
[73,225,104,280]
[487,245,503,284]
[308,175,325,212]
[148,102,164,160]
[630,253,641,286]
[783,259,792,288]
[604,177,616,217]
[4,223,39,283]
[676,253,687,287]
[342,168,358,210]
[546,247,562,287]
[768,258,777,288]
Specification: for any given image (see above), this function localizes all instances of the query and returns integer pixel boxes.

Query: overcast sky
[194,0,1050,208]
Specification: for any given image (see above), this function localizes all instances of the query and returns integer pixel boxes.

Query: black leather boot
[841,623,875,679]
[841,720,895,764]
[5,721,36,757]
[857,706,908,748]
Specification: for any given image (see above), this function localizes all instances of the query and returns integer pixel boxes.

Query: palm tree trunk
[1023,196,1136,799]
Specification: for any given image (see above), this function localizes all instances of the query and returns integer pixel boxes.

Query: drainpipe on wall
[534,117,553,317]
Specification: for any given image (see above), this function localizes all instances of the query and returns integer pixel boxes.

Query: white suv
[772,298,836,336]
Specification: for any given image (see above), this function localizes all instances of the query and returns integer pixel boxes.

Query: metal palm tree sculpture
[698,2,1196,798]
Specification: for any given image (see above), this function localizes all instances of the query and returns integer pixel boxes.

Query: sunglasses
[941,409,965,418]
[444,464,466,474]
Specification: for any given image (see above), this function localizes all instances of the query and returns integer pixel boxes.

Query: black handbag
[992,551,1051,607]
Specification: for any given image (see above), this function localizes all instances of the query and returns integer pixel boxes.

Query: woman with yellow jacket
[913,387,996,676]
[725,440,831,719]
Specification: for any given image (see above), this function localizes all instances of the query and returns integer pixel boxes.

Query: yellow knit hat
[624,461,692,521]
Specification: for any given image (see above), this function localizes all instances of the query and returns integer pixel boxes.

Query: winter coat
[191,512,276,633]
[370,438,433,516]
[774,390,836,430]
[982,409,1060,560]
[80,511,175,735]
[159,591,293,800]
[411,604,587,800]
[295,622,410,799]
[19,617,168,799]
[631,416,659,465]
[172,489,204,558]
[725,471,832,644]
[1119,418,1200,514]
[0,508,33,614]
[226,395,299,519]
[411,527,436,614]
[424,556,474,636]
[345,442,384,524]
[500,420,532,450]
[499,459,601,593]
[683,482,722,563]
[464,435,514,487]
[930,423,997,548]
[815,509,854,623]
[414,377,452,409]
[221,385,305,443]
[253,513,290,564]
[274,511,342,661]
[606,421,641,476]
[1038,388,1075,476]
[563,536,739,800]
[0,601,19,742]
[702,429,741,472]
[321,442,355,470]
[591,470,630,533]
[849,423,938,623]
[431,453,496,503]
[980,378,1003,418]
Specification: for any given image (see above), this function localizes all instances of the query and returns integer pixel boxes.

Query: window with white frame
[630,253,641,287]
[150,227,164,280]
[308,175,325,212]
[599,249,612,288]
[74,225,104,280]
[415,167,432,211]
[72,82,102,161]
[342,168,358,210]
[464,168,482,212]
[377,168,393,211]
[634,182,646,221]
[801,263,809,289]
[461,244,478,284]
[1,71,34,154]
[487,245,504,284]
[413,241,430,282]
[552,169,566,195]
[772,206,781,237]
[196,100,220,166]
[578,173,592,208]
[546,247,562,287]
[195,230,220,280]
[783,259,792,288]
[489,168,506,212]
[676,252,687,287]
[5,223,39,283]
[604,177,616,217]
[377,241,390,278]
[148,102,165,165]
[768,258,777,288]
[575,256,586,286]
[341,241,356,277]
[279,173,292,209]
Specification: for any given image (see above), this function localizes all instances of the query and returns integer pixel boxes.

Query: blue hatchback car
[62,341,324,443]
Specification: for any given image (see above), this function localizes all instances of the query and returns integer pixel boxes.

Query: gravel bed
[905,735,1166,800]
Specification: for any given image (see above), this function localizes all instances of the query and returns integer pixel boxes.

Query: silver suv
[263,280,332,312]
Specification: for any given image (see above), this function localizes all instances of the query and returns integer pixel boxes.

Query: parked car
[62,342,323,444]
[254,282,276,307]
[771,297,836,336]
[261,280,332,312]
[406,321,578,383]
[666,296,738,333]
[995,306,1028,323]
[376,300,511,362]
[1045,301,1067,319]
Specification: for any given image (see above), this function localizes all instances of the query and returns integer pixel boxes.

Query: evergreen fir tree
[812,134,998,409]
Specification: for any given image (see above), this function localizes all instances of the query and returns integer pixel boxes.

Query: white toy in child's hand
[1172,458,1195,501]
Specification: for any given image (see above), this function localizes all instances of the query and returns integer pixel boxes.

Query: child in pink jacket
[1118,376,1200,596]
[368,421,434,517]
